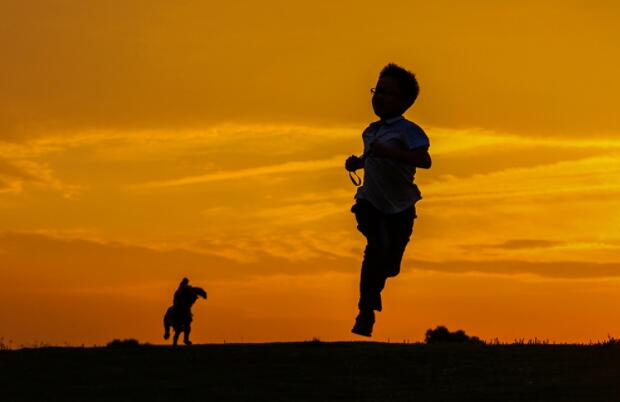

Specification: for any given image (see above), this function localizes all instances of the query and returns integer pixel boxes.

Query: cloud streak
[0,157,76,196]
[413,259,620,280]
[424,155,620,203]
[133,155,345,188]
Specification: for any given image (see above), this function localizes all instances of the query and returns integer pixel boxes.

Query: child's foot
[183,339,192,346]
[351,310,375,337]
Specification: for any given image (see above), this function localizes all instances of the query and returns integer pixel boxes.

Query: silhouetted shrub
[106,338,141,348]
[302,337,323,347]
[425,326,484,344]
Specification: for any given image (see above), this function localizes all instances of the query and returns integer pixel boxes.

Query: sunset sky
[1,0,620,346]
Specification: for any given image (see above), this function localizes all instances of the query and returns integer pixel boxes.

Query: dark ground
[1,342,619,402]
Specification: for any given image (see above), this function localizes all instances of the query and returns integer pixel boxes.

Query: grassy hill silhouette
[2,340,619,401]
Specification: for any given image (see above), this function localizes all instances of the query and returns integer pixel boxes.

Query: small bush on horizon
[106,338,142,348]
[425,326,484,345]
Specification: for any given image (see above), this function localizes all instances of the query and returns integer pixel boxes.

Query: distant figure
[163,277,207,346]
[345,64,432,337]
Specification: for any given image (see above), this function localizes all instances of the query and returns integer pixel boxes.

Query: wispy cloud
[425,155,620,202]
[0,157,77,197]
[133,155,345,188]
[430,128,620,156]
[412,259,620,279]
[461,239,564,251]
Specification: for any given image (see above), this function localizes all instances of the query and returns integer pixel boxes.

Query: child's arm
[370,143,432,169]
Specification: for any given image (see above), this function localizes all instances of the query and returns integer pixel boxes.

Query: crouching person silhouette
[163,277,207,346]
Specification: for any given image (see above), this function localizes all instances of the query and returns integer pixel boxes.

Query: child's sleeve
[404,125,430,150]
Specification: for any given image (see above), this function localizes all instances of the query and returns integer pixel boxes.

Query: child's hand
[345,155,362,172]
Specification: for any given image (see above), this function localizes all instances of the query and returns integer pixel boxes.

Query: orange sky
[1,0,620,346]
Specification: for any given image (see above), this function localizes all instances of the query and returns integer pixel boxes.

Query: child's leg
[359,236,388,311]
[353,200,390,312]
[384,207,415,278]
[356,205,415,312]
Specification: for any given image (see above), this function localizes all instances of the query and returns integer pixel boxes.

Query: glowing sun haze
[1,0,620,346]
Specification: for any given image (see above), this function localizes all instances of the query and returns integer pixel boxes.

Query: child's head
[371,63,419,120]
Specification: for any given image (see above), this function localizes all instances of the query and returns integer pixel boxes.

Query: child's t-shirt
[355,116,430,214]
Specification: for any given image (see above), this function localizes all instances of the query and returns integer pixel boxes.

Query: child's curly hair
[379,63,420,108]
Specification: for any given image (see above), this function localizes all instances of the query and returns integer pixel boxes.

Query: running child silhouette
[345,63,431,337]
